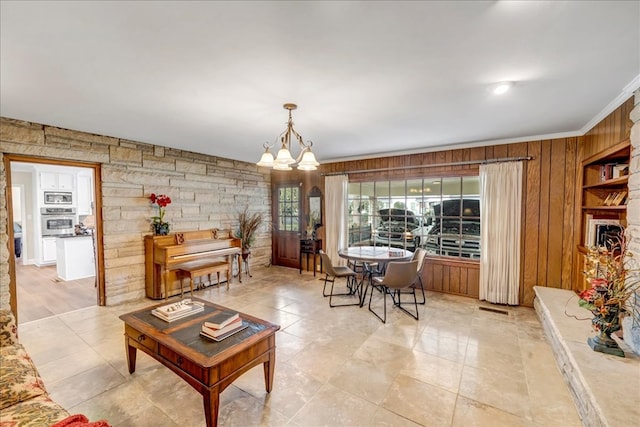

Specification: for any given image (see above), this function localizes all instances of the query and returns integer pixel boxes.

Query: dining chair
[358,261,384,307]
[319,250,360,307]
[368,260,419,323]
[347,258,365,277]
[411,247,427,304]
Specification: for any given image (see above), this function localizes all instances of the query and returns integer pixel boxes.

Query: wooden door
[272,183,302,268]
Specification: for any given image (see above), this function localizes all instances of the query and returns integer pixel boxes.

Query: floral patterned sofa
[0,309,70,426]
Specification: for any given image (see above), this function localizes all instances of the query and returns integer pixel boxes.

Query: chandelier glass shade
[257,103,319,171]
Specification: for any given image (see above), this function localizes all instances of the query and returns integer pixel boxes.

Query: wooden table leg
[263,349,275,392]
[233,254,242,283]
[163,268,171,300]
[203,387,220,427]
[245,256,252,277]
[125,341,137,374]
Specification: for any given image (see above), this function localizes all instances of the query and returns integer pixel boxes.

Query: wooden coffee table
[119,298,280,427]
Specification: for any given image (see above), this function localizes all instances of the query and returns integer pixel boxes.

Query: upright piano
[144,229,242,299]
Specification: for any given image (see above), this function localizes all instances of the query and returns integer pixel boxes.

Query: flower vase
[587,307,625,357]
[153,223,170,236]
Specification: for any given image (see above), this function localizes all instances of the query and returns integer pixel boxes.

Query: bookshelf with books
[580,138,629,245]
[577,138,630,288]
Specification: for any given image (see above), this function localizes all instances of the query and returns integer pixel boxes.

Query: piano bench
[176,261,231,296]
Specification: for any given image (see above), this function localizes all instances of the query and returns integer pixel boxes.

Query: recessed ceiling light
[492,81,514,95]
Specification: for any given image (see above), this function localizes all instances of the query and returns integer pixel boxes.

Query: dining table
[337,246,414,306]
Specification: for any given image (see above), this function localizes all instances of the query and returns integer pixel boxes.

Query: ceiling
[1,1,639,165]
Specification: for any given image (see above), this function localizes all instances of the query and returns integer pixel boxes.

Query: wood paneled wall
[581,97,634,159]
[271,97,633,307]
[571,97,635,294]
[424,258,480,297]
[323,140,580,306]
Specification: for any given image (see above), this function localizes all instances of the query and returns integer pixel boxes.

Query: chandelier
[256,103,319,171]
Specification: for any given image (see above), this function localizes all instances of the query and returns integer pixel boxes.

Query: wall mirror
[308,186,322,227]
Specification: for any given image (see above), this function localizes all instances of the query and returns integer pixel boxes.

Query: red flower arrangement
[578,232,640,355]
[149,193,172,235]
[150,193,171,208]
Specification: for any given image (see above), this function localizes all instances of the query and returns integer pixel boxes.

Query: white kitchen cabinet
[39,172,74,190]
[56,236,95,280]
[40,172,58,190]
[58,173,73,190]
[41,237,57,264]
[77,174,93,215]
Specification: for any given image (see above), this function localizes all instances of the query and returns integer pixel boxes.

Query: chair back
[381,260,419,290]
[412,248,427,274]
[319,250,338,276]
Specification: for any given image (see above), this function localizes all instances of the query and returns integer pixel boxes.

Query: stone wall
[623,90,640,354]
[0,156,8,310]
[0,117,271,309]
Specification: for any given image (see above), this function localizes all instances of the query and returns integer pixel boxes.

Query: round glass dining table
[338,246,414,264]
[338,246,414,306]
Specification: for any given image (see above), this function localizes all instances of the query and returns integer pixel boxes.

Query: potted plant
[304,213,321,240]
[236,207,263,257]
[579,231,640,357]
[149,193,172,235]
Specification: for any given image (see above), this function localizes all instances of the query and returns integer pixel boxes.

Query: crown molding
[325,74,640,164]
[323,131,582,164]
[580,73,640,134]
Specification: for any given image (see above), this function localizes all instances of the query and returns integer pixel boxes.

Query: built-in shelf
[582,205,626,211]
[577,138,630,290]
[582,138,630,165]
[582,175,628,189]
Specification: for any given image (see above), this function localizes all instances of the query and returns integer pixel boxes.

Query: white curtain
[479,161,523,305]
[324,174,348,266]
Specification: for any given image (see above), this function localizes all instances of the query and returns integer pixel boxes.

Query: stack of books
[200,310,247,341]
[151,299,204,322]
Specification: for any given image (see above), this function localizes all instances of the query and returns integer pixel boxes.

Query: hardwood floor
[15,259,96,324]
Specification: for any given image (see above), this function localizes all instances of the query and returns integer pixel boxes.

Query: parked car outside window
[425,199,480,259]
[425,219,480,258]
[374,208,432,250]
[347,177,481,260]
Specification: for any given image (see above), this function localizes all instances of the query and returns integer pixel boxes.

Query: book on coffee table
[200,319,248,342]
[204,310,239,329]
[151,300,204,322]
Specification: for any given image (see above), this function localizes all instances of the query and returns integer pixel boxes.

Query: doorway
[5,156,104,324]
[272,183,302,268]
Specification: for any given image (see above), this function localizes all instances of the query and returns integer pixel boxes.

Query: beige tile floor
[17,266,582,426]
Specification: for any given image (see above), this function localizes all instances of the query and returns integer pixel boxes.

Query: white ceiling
[1,1,639,165]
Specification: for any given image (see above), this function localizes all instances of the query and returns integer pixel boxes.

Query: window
[347,176,480,259]
[277,186,300,232]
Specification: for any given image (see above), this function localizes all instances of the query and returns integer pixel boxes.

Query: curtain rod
[320,156,534,176]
